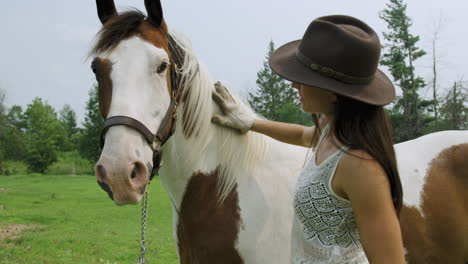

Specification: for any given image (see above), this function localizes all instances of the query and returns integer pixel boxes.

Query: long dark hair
[311,95,403,215]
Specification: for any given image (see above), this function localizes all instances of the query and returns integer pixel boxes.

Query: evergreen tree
[58,104,79,151]
[380,0,427,141]
[249,41,311,125]
[79,85,103,163]
[0,90,5,173]
[1,106,27,161]
[22,98,62,173]
[6,105,26,131]
[0,89,5,115]
[439,81,468,130]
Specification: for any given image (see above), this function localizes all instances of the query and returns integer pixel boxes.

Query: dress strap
[317,124,349,153]
[316,124,330,150]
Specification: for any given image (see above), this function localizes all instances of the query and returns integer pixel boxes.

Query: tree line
[250,0,467,142]
[0,0,466,175]
[0,86,102,174]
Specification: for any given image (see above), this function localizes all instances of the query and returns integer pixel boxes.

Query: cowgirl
[212,15,405,263]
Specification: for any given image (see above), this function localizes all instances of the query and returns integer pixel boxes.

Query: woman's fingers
[214,82,235,102]
[212,91,230,113]
[212,115,233,127]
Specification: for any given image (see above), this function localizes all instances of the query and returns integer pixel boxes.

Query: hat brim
[269,40,395,106]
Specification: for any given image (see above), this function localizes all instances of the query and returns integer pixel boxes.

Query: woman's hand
[211,82,254,133]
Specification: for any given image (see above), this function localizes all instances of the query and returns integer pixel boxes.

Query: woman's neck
[320,113,334,128]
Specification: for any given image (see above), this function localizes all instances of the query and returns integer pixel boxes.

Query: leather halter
[100,35,184,180]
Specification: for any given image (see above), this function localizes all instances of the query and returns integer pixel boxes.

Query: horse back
[395,130,468,263]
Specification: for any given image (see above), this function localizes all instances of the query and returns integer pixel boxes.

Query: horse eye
[157,62,168,74]
[91,63,97,74]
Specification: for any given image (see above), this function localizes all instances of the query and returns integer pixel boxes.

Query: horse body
[91,1,468,263]
[396,132,468,263]
[396,131,467,210]
[150,53,309,262]
[160,130,307,263]
[158,61,468,263]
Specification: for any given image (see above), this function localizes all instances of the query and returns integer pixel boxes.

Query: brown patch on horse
[138,20,174,97]
[177,168,244,263]
[92,58,113,118]
[399,143,468,263]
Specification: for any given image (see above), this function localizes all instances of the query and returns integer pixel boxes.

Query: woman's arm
[211,82,315,147]
[252,119,314,148]
[340,150,406,264]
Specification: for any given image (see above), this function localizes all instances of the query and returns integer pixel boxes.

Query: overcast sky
[1,0,467,124]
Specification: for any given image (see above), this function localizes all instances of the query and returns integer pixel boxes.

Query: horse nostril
[130,162,149,194]
[96,164,107,181]
[96,164,114,200]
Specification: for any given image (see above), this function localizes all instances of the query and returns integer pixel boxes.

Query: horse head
[91,0,179,205]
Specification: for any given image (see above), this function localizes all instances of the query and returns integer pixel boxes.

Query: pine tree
[380,0,427,141]
[59,104,79,151]
[79,85,104,163]
[1,105,27,162]
[439,81,468,130]
[0,90,5,173]
[0,89,5,115]
[249,41,310,125]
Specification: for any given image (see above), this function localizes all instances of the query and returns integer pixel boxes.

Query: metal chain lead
[138,190,149,264]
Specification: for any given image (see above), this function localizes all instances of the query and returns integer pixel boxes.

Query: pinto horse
[90,1,468,263]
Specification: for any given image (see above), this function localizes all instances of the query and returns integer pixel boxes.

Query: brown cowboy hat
[269,15,395,106]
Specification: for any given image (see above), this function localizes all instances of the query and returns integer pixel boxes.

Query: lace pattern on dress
[291,125,368,263]
[294,152,361,248]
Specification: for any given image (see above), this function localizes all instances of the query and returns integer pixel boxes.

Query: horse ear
[96,0,118,25]
[144,0,164,27]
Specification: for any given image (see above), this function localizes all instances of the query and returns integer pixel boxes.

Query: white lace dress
[291,128,369,264]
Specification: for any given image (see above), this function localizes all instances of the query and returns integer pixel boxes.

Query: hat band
[295,50,375,85]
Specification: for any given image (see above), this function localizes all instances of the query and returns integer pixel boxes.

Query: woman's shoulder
[343,149,374,162]
[339,149,389,188]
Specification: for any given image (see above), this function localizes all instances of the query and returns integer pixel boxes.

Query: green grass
[0,174,179,264]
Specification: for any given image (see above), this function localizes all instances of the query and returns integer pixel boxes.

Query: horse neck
[159,66,269,205]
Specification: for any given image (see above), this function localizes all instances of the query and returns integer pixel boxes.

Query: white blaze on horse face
[96,36,171,202]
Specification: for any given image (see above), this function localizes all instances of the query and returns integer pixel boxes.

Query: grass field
[0,174,179,264]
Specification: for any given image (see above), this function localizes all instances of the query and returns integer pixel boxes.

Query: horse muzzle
[95,159,149,205]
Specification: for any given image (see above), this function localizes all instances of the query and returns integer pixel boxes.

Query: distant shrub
[46,151,94,175]
[1,160,29,176]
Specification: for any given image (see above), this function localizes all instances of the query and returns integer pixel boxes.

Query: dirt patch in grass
[0,224,46,246]
[0,188,9,192]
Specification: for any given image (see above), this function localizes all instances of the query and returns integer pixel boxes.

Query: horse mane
[168,30,269,202]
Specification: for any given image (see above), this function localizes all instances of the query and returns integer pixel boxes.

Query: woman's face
[292,82,337,115]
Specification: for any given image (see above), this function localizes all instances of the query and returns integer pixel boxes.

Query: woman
[212,15,405,263]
